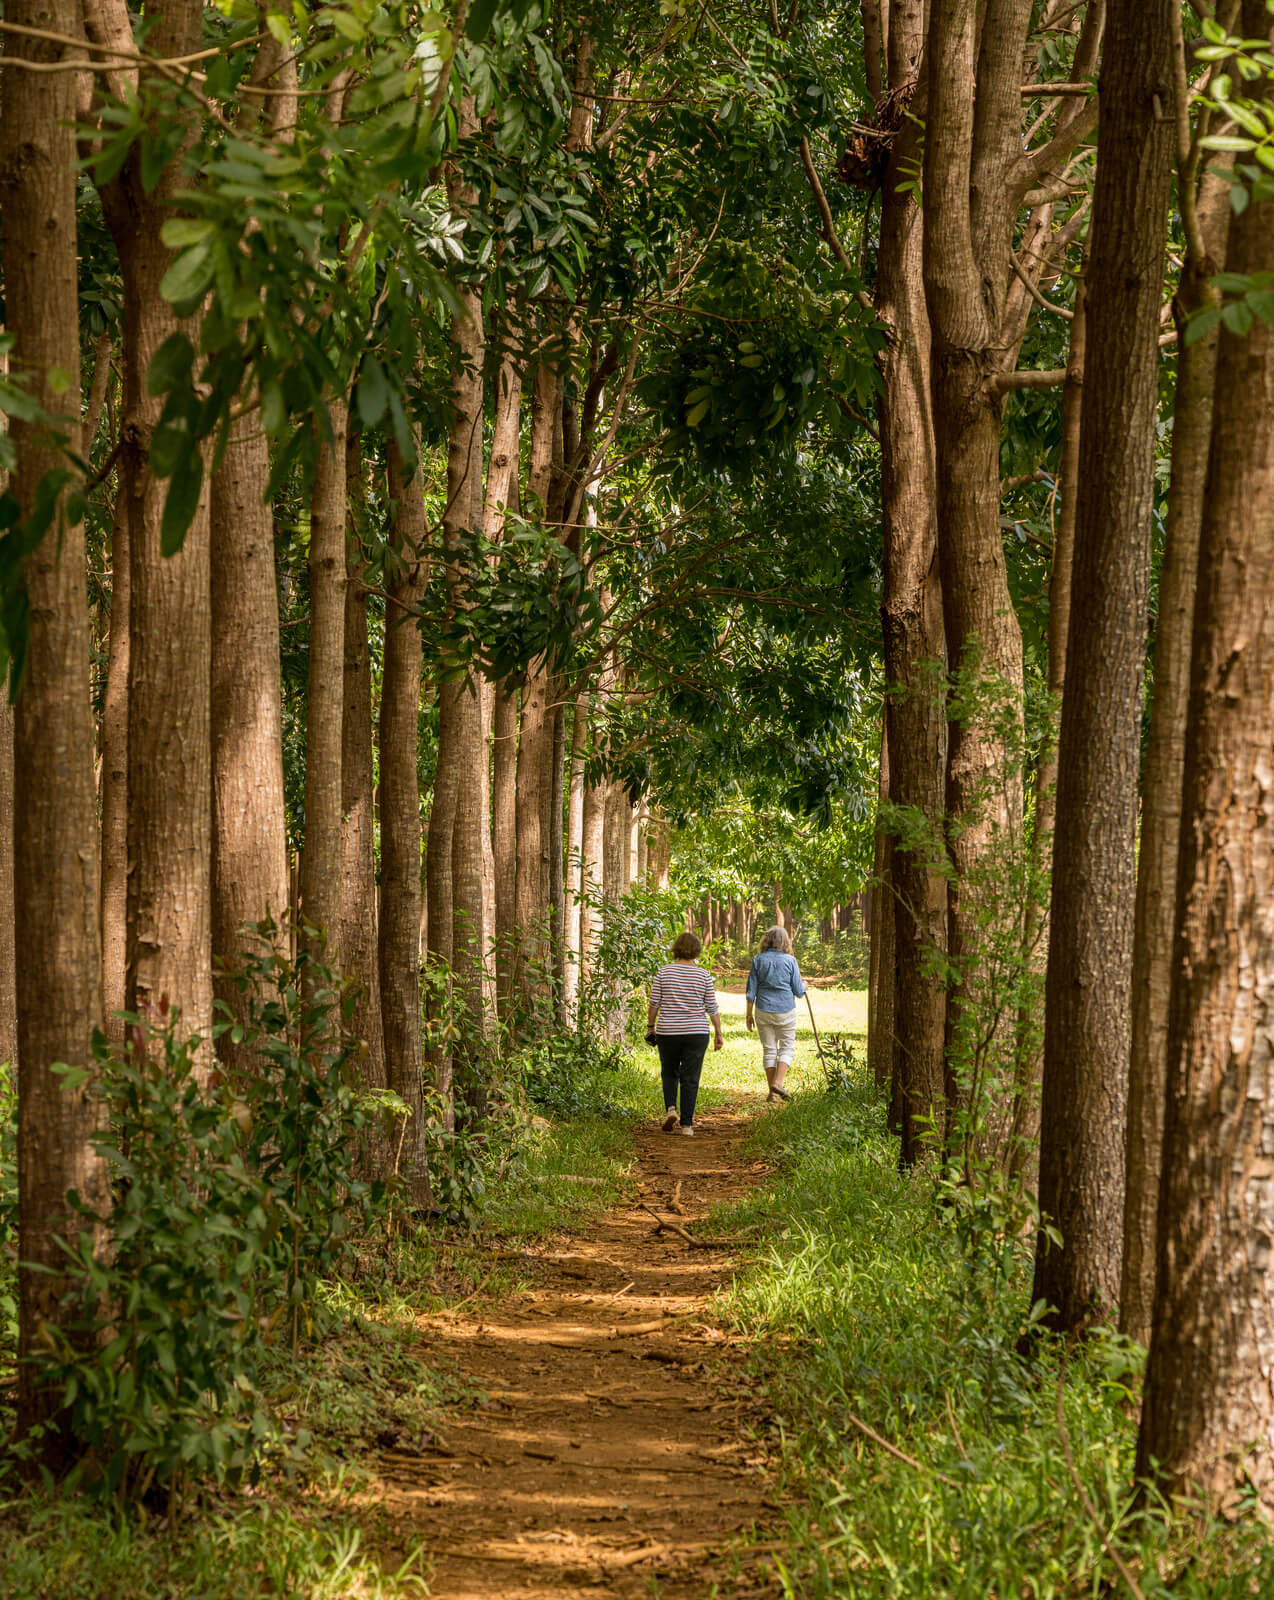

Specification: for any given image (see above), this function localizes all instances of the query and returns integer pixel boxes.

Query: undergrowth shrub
[29,940,390,1501]
[722,1056,1274,1599]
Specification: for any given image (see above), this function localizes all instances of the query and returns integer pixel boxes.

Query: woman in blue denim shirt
[745,926,807,1103]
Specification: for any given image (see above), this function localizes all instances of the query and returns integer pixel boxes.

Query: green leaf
[466,0,499,40]
[1221,299,1254,336]
[147,333,195,398]
[161,452,204,556]
[160,245,215,306]
[686,399,710,428]
[356,353,389,428]
[160,218,216,251]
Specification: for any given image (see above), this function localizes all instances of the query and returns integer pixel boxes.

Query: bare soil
[376,1098,787,1598]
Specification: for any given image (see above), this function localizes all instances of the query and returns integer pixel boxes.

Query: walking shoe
[661,1108,679,1133]
[679,1124,694,1137]
[771,1086,792,1102]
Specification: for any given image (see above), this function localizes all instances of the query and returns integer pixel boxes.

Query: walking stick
[804,990,828,1069]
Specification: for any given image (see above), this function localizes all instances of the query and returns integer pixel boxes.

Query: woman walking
[647,931,723,1137]
[745,926,807,1103]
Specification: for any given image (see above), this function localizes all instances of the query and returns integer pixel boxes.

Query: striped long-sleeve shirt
[650,962,720,1036]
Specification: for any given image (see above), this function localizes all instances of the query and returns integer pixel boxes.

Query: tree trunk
[210,413,290,1067]
[1034,3,1175,1335]
[1010,261,1088,1184]
[580,771,605,996]
[876,0,948,1167]
[549,695,568,1023]
[563,691,588,1021]
[99,492,129,1049]
[513,659,553,1013]
[426,277,484,1109]
[380,437,428,1200]
[1122,175,1232,1345]
[492,682,518,1008]
[0,701,14,1073]
[94,0,214,1050]
[1,0,108,1453]
[299,402,348,973]
[1136,62,1274,1502]
[337,432,385,1088]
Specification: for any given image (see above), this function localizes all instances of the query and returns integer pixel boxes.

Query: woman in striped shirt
[647,930,724,1137]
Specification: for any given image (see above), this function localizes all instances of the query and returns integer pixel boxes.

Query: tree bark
[866,726,898,1109]
[210,413,290,1065]
[1034,1,1175,1335]
[1136,52,1274,1500]
[580,768,605,996]
[492,682,518,1007]
[99,491,129,1049]
[380,437,428,1200]
[0,700,14,1074]
[876,0,948,1167]
[563,689,589,1019]
[1122,174,1232,1346]
[513,659,553,1012]
[549,694,568,1023]
[1,0,108,1453]
[337,432,385,1089]
[93,0,214,1049]
[299,402,348,973]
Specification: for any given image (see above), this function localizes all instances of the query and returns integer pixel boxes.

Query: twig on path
[1056,1366,1147,1600]
[440,1263,500,1319]
[670,1179,686,1215]
[603,1280,636,1306]
[845,1412,962,1488]
[638,1200,736,1248]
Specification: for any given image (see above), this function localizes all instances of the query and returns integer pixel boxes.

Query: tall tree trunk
[92,0,214,1049]
[1034,2,1174,1335]
[492,682,518,1007]
[549,695,568,1023]
[1136,58,1274,1500]
[427,275,484,1109]
[866,726,896,1097]
[99,492,129,1049]
[876,0,948,1166]
[0,700,14,1074]
[2,0,108,1454]
[580,772,605,997]
[922,0,1094,1157]
[513,660,553,1013]
[210,414,290,1066]
[337,433,385,1088]
[563,689,589,1019]
[1122,174,1232,1345]
[299,402,348,975]
[1009,263,1088,1185]
[380,437,428,1199]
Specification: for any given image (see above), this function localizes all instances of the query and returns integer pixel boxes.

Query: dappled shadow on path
[375,1098,787,1598]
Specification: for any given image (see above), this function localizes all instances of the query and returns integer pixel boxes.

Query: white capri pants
[754,1007,798,1073]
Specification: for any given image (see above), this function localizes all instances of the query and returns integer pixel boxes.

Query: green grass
[704,1030,1274,1600]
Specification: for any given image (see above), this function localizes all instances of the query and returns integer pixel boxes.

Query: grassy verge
[710,1038,1274,1600]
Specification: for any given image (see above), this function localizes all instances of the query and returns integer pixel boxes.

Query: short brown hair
[673,931,702,960]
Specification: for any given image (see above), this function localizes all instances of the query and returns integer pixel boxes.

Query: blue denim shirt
[745,950,806,1012]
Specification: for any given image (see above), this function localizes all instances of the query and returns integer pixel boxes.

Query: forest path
[376,1096,785,1599]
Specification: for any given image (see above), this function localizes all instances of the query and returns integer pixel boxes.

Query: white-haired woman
[745,925,807,1103]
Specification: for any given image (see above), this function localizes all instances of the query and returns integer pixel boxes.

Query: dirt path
[376,1098,785,1598]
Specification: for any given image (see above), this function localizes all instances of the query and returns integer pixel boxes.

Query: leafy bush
[35,940,389,1500]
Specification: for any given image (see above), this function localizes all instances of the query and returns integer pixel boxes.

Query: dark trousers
[657,1034,709,1126]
